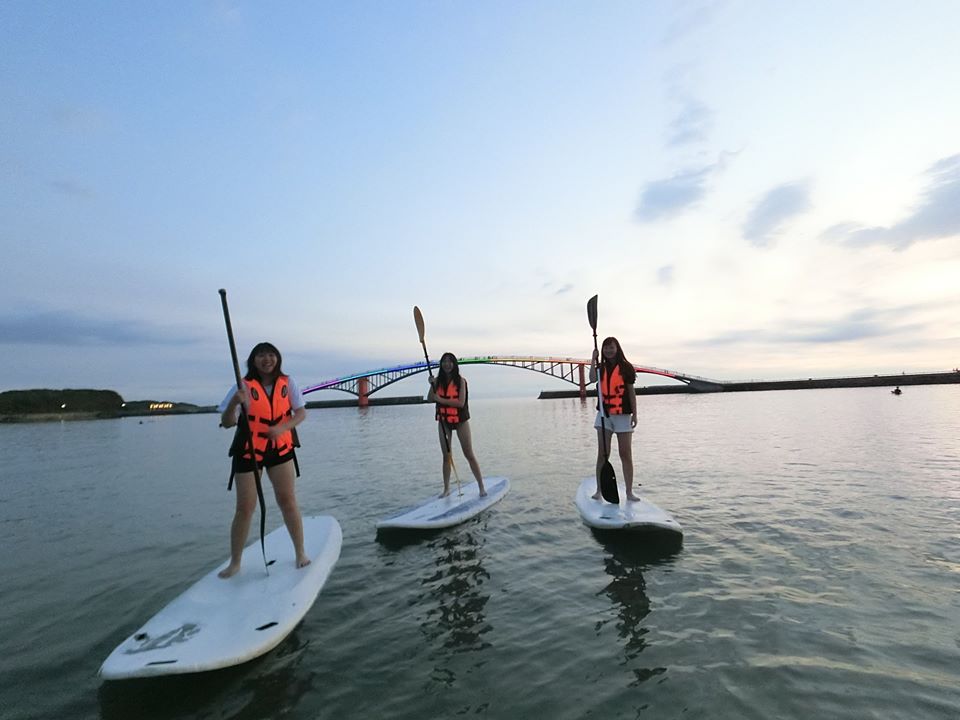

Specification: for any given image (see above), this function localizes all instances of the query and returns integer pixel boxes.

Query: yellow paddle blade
[413,306,426,343]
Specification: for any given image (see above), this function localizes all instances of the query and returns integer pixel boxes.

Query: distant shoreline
[0,408,218,424]
[3,372,957,423]
[0,396,428,423]
[0,411,108,423]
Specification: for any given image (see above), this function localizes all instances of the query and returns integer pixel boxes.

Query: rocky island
[0,389,214,422]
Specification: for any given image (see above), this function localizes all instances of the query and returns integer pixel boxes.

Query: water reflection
[98,627,313,719]
[375,526,444,551]
[375,521,494,692]
[593,531,681,686]
[420,529,492,654]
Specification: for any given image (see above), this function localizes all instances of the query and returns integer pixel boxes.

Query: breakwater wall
[538,371,960,399]
[305,395,427,409]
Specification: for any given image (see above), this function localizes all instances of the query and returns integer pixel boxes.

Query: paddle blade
[600,461,619,503]
[587,295,598,331]
[413,306,426,343]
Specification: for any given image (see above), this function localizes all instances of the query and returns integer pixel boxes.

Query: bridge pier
[579,363,586,400]
[358,377,369,407]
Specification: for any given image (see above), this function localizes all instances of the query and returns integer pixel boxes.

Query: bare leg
[218,472,258,578]
[594,426,613,500]
[437,422,452,497]
[267,460,310,568]
[455,421,485,496]
[618,432,638,500]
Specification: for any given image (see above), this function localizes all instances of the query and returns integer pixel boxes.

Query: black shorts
[232,448,296,475]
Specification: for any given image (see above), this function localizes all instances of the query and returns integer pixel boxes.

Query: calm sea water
[2,386,959,720]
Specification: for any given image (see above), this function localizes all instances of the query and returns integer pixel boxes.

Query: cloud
[667,97,711,146]
[661,1,723,46]
[742,181,811,248]
[636,165,711,221]
[538,276,575,295]
[636,154,733,222]
[697,307,922,347]
[212,0,245,25]
[0,311,198,346]
[657,265,675,286]
[51,179,94,198]
[50,105,108,134]
[822,154,960,250]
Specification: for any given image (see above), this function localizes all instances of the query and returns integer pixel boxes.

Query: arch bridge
[303,355,723,405]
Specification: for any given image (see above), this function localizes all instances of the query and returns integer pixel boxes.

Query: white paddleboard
[575,478,682,534]
[377,476,510,530]
[100,515,342,680]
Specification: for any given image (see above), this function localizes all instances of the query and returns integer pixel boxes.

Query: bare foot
[439,489,451,498]
[296,556,311,569]
[626,493,641,502]
[218,563,241,579]
[479,488,487,497]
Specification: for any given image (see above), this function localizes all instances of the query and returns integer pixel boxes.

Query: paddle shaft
[587,295,618,503]
[218,289,269,572]
[592,328,612,460]
[587,295,611,460]
[413,306,462,496]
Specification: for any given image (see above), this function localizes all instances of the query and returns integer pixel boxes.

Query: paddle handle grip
[219,289,244,391]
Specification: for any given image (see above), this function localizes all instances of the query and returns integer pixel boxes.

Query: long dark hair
[244,341,284,383]
[601,336,636,383]
[436,352,462,387]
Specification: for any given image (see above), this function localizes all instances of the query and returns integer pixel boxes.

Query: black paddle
[587,294,619,504]
[218,289,269,572]
[414,306,462,497]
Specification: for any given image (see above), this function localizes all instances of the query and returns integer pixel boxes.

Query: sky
[3,1,959,403]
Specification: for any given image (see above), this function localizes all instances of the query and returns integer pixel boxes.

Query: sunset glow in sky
[3,1,959,402]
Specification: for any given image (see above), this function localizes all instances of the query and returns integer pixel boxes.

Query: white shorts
[594,412,634,433]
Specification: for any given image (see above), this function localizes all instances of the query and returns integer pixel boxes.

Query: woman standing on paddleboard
[427,352,487,498]
[217,342,310,578]
[589,337,639,501]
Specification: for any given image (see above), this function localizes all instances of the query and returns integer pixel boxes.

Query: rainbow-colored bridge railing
[303,355,723,406]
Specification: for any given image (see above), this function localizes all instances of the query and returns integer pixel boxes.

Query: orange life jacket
[599,364,628,415]
[435,379,469,425]
[239,376,295,461]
